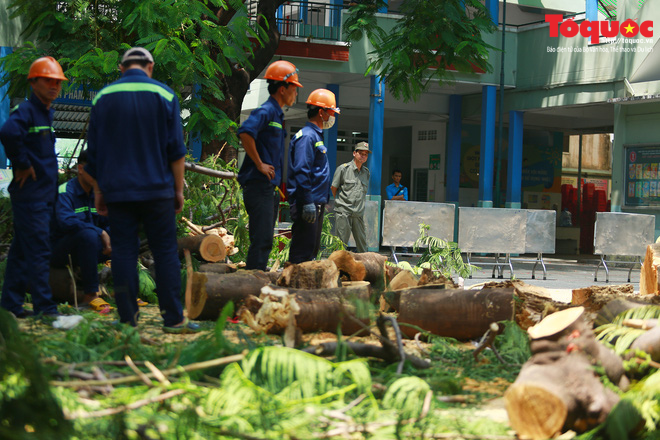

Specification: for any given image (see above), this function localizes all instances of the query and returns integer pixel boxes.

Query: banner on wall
[624,144,660,207]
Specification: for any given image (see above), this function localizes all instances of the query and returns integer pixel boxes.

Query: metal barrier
[381,201,455,263]
[593,212,655,282]
[325,198,381,252]
[516,209,556,280]
[458,207,527,279]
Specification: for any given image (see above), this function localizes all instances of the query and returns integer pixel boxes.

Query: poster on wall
[624,145,660,207]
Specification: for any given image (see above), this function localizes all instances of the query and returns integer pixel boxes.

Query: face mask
[322,115,335,130]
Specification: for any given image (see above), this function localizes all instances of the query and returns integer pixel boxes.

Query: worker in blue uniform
[0,56,68,318]
[287,89,340,264]
[85,47,197,333]
[238,60,302,271]
[50,149,113,313]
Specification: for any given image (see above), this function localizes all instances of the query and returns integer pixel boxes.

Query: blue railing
[248,0,345,41]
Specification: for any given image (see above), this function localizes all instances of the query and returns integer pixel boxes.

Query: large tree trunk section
[640,243,660,295]
[276,260,340,289]
[505,350,620,440]
[178,234,226,263]
[49,268,85,304]
[328,250,388,292]
[238,283,371,335]
[187,270,279,320]
[198,262,238,274]
[397,287,515,340]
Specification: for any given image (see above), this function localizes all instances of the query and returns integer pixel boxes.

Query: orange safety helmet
[27,56,68,81]
[306,89,340,114]
[264,60,302,87]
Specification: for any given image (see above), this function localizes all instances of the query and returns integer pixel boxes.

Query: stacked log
[640,243,660,295]
[505,307,626,440]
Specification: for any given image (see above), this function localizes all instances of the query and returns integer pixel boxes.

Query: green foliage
[1,0,268,146]
[492,321,532,365]
[318,212,346,258]
[413,223,476,278]
[138,264,158,305]
[382,376,430,419]
[595,305,660,355]
[343,0,497,102]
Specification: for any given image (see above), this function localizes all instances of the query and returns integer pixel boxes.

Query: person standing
[85,47,197,333]
[50,149,112,313]
[0,56,67,318]
[238,60,302,270]
[287,89,340,263]
[386,169,408,201]
[331,142,371,253]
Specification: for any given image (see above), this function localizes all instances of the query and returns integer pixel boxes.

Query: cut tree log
[387,270,419,291]
[328,250,388,292]
[237,283,371,335]
[177,234,226,263]
[640,243,660,295]
[276,260,340,289]
[506,306,625,439]
[186,270,279,320]
[505,350,620,440]
[198,262,237,274]
[629,324,660,362]
[396,287,515,340]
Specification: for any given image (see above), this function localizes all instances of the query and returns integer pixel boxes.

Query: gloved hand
[302,203,317,223]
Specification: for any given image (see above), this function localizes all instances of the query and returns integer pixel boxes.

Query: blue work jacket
[85,69,186,203]
[237,96,285,187]
[51,177,109,242]
[0,94,58,203]
[287,122,330,205]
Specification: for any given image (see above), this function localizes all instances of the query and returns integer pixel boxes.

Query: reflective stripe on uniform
[58,182,68,194]
[268,121,282,129]
[28,126,53,133]
[92,82,174,105]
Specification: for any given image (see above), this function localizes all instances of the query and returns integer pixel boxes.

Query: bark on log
[629,324,660,362]
[187,270,279,320]
[397,287,515,340]
[328,250,388,292]
[238,283,371,335]
[177,234,226,263]
[49,268,85,304]
[640,243,660,295]
[505,351,620,440]
[198,262,237,274]
[276,260,340,289]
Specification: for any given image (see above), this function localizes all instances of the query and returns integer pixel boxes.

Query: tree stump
[397,287,515,339]
[186,270,279,320]
[328,250,388,292]
[640,243,660,295]
[177,234,226,263]
[276,260,340,289]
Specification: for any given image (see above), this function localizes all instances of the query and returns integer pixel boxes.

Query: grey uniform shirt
[332,160,370,216]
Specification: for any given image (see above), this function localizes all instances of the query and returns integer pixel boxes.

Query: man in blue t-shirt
[238,60,302,270]
[86,47,197,333]
[386,169,408,201]
[0,56,68,319]
[287,89,340,263]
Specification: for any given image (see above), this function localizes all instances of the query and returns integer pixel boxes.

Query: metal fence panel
[594,212,655,256]
[325,199,380,250]
[458,207,527,254]
[525,209,556,254]
[381,201,455,247]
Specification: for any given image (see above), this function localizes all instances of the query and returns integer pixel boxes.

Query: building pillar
[485,0,498,24]
[505,110,524,208]
[478,85,496,207]
[0,47,12,169]
[379,0,388,13]
[325,83,339,172]
[446,95,462,203]
[331,0,342,28]
[367,75,384,196]
[586,0,598,21]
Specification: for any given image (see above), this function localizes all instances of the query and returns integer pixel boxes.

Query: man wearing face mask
[331,142,371,253]
[286,89,340,263]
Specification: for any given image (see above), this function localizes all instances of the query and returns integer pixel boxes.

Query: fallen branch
[125,355,152,386]
[51,353,245,387]
[185,161,236,180]
[65,389,185,420]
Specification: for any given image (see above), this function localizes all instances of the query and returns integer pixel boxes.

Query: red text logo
[546,14,653,44]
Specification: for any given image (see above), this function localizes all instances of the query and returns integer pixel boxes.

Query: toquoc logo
[545,14,653,44]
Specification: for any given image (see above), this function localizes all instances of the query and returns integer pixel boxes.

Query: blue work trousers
[107,198,183,327]
[289,203,325,264]
[51,229,108,295]
[1,200,58,316]
[243,180,279,271]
